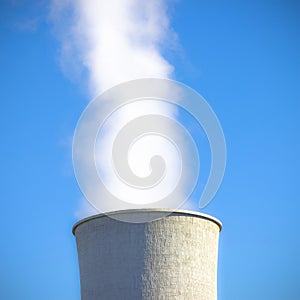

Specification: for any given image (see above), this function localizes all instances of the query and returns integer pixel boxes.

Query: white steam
[51,0,184,219]
[50,0,176,94]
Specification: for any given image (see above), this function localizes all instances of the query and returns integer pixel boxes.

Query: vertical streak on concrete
[73,209,222,300]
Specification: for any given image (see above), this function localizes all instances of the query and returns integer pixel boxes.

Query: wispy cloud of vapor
[50,0,177,95]
[50,0,184,219]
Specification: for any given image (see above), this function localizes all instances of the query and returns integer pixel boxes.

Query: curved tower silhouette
[73,209,222,300]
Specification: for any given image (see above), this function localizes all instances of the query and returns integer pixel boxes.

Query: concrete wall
[73,209,222,300]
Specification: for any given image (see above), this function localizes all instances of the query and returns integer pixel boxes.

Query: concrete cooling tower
[73,209,222,300]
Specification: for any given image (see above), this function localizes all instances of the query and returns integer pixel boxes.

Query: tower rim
[72,208,222,235]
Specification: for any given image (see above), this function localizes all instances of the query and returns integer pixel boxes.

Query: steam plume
[51,0,183,218]
[50,0,176,94]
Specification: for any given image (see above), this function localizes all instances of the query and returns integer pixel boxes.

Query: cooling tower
[73,209,222,300]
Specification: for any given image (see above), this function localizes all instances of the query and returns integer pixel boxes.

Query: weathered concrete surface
[73,209,221,300]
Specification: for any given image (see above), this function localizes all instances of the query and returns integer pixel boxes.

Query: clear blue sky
[1,1,299,299]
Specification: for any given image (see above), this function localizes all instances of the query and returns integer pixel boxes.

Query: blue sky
[1,0,300,299]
